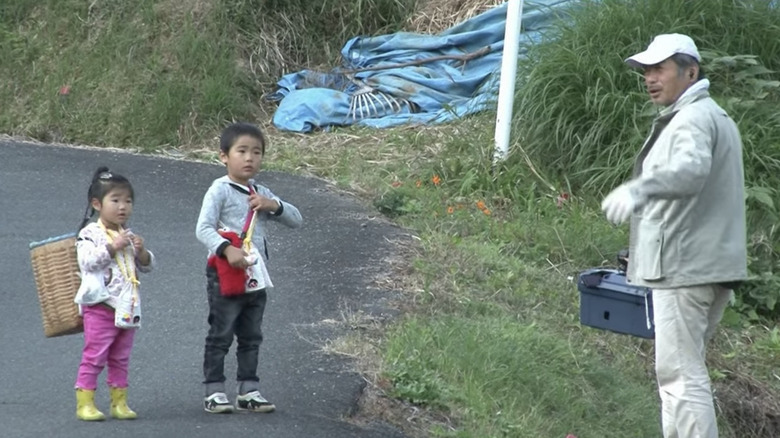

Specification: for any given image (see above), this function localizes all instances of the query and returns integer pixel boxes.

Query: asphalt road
[0,139,408,438]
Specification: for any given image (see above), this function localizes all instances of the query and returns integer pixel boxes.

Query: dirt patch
[715,371,780,438]
[353,378,458,438]
[324,234,458,437]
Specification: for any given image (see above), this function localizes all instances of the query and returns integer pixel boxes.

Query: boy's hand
[249,193,280,213]
[224,245,249,268]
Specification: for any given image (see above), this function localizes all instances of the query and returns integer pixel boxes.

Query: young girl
[73,166,154,421]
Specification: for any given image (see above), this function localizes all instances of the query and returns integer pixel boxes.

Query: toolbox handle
[579,269,615,288]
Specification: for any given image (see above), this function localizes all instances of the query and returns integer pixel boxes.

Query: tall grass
[511,0,780,317]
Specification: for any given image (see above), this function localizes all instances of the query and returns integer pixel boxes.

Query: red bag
[208,185,257,296]
[207,230,247,296]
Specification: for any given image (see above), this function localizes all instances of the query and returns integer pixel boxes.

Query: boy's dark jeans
[203,267,267,396]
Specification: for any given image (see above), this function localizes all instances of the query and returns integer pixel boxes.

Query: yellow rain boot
[109,387,137,420]
[76,388,106,421]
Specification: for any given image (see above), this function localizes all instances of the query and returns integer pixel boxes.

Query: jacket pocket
[638,219,664,281]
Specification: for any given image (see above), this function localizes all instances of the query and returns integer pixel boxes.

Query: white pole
[493,0,524,165]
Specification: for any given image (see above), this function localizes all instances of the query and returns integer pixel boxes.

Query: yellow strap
[243,211,258,251]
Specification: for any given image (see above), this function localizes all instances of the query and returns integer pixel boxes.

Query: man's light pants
[653,285,732,438]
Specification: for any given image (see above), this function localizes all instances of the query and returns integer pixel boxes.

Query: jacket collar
[659,78,711,117]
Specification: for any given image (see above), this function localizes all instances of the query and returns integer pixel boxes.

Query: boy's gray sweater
[196,175,302,260]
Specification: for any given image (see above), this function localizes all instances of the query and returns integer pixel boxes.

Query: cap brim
[625,50,671,68]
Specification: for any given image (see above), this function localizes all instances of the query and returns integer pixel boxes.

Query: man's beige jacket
[625,83,748,288]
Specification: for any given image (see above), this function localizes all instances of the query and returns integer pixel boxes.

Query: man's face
[642,58,696,106]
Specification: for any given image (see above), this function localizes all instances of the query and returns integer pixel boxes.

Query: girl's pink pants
[75,304,135,390]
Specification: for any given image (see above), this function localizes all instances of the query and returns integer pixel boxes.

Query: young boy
[196,122,302,413]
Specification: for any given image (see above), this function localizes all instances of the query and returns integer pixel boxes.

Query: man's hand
[224,245,249,268]
[249,193,280,213]
[602,184,640,225]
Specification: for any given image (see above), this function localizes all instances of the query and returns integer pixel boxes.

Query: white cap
[625,33,701,68]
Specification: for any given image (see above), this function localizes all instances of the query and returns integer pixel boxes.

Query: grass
[3,0,780,437]
[0,0,255,149]
[384,316,660,437]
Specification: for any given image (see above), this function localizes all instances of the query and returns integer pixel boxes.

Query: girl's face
[220,134,264,186]
[92,187,134,230]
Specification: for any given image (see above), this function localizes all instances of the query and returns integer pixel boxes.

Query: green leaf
[719,308,742,328]
[745,186,776,210]
[734,65,774,81]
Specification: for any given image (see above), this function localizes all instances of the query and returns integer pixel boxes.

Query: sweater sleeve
[196,183,230,254]
[76,225,112,273]
[259,186,303,229]
[136,250,155,273]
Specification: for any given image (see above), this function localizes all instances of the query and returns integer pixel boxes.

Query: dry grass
[715,370,780,437]
[154,0,213,26]
[406,0,505,34]
[708,331,780,438]
[257,123,456,185]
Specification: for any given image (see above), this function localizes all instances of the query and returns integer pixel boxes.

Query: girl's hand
[249,193,280,213]
[106,230,131,257]
[111,230,133,251]
[129,233,145,253]
[129,232,152,266]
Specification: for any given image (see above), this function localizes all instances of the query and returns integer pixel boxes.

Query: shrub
[510,0,780,318]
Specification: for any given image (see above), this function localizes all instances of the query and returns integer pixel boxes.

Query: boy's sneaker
[235,390,275,413]
[204,392,234,414]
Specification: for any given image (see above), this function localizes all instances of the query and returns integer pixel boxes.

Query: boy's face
[220,134,264,185]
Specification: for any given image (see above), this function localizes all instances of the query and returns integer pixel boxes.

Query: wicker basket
[29,233,84,337]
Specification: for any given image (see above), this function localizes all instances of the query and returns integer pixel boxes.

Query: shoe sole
[204,406,234,414]
[77,416,106,421]
[236,404,275,413]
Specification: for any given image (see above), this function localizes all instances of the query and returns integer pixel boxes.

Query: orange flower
[556,192,570,208]
[476,200,486,210]
[447,206,455,214]
[431,175,441,186]
[482,209,491,216]
[415,180,422,188]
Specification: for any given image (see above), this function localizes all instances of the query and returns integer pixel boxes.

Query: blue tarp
[269,0,575,133]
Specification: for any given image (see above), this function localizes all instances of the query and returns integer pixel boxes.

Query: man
[601,34,748,438]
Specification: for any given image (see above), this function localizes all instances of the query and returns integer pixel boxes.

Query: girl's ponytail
[78,166,111,231]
